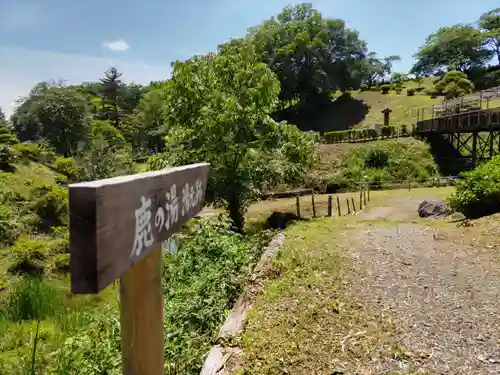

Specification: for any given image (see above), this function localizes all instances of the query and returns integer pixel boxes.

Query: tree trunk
[227,198,245,234]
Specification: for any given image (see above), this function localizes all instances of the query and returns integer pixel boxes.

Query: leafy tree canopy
[411,24,491,75]
[479,8,500,65]
[431,70,474,99]
[147,39,317,231]
[248,3,367,109]
[10,82,91,156]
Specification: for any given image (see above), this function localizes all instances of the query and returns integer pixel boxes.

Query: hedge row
[324,124,413,144]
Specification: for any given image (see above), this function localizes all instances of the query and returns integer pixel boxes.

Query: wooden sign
[69,163,210,294]
[69,163,210,375]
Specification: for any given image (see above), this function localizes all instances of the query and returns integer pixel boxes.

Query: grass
[242,186,461,374]
[350,90,438,127]
[242,209,397,374]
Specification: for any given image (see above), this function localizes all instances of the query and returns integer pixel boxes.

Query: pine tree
[98,67,124,129]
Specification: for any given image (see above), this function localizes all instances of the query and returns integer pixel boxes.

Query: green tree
[362,54,401,85]
[479,8,500,65]
[122,86,167,155]
[11,82,91,156]
[148,40,316,231]
[97,67,125,129]
[248,3,367,109]
[411,24,491,75]
[432,70,474,99]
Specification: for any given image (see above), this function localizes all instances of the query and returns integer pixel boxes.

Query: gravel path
[349,199,500,374]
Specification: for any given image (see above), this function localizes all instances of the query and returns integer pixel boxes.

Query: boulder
[418,200,450,218]
[267,211,301,229]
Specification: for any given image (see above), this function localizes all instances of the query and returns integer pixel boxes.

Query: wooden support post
[346,198,351,215]
[490,131,494,159]
[416,108,420,122]
[368,187,370,202]
[408,179,411,191]
[472,132,478,166]
[68,163,210,375]
[328,195,332,217]
[359,190,363,210]
[351,197,356,214]
[311,192,316,218]
[120,246,163,375]
[337,196,341,216]
[296,195,301,218]
[480,92,483,109]
[432,104,435,119]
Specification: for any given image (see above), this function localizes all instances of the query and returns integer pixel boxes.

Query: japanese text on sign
[131,180,204,258]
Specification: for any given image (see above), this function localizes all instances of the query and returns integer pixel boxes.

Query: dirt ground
[348,196,500,374]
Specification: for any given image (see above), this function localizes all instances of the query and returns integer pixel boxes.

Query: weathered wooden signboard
[69,162,210,375]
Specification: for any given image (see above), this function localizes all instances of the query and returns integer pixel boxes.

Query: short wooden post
[311,192,316,218]
[296,195,301,218]
[367,187,370,202]
[408,179,411,191]
[363,189,367,206]
[328,195,332,217]
[351,197,356,214]
[337,196,341,216]
[68,163,210,375]
[359,191,363,210]
[346,198,351,215]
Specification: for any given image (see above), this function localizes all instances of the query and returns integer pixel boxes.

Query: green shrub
[415,87,424,92]
[30,185,69,229]
[400,124,408,136]
[380,125,395,138]
[359,84,369,91]
[395,86,403,94]
[0,146,18,172]
[370,85,379,92]
[0,206,21,245]
[381,84,391,94]
[406,88,416,96]
[364,148,390,169]
[0,277,63,321]
[335,140,439,189]
[162,215,263,373]
[432,70,474,99]
[447,155,500,218]
[52,157,78,180]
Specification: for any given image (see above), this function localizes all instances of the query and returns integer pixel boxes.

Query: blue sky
[1,0,498,116]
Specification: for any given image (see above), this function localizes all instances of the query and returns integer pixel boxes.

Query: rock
[267,211,301,229]
[418,200,450,218]
[450,212,466,221]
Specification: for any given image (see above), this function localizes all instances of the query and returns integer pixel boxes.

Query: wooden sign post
[68,163,210,375]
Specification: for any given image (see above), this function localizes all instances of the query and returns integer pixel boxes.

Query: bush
[0,146,19,172]
[381,84,391,94]
[162,216,264,373]
[30,185,69,229]
[359,84,369,91]
[447,155,500,218]
[406,88,416,96]
[395,86,403,94]
[415,87,424,92]
[335,140,439,189]
[370,85,379,92]
[432,70,474,99]
[52,157,78,180]
[380,125,396,138]
[400,124,408,136]
[0,206,21,245]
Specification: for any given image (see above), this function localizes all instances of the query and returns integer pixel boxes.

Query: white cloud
[102,38,130,52]
[0,46,171,117]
